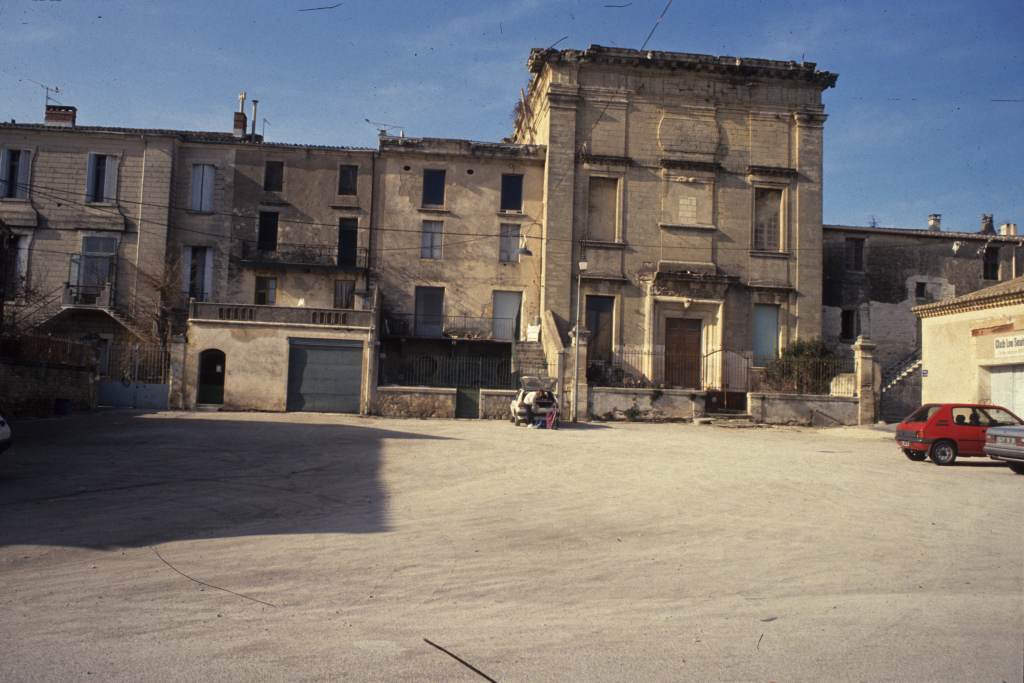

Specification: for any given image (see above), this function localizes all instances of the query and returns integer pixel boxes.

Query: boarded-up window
[587,176,618,242]
[663,177,713,226]
[753,188,783,252]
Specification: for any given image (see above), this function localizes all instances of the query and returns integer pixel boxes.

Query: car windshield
[905,405,940,423]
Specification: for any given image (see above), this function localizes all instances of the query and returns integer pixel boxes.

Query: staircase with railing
[880,348,923,422]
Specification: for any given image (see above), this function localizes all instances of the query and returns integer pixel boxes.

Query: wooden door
[665,318,701,388]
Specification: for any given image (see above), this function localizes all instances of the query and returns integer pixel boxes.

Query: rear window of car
[977,407,1023,426]
[906,405,941,422]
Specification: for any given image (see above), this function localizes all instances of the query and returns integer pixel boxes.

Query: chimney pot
[981,213,995,234]
[44,104,76,127]
[927,213,941,231]
[1000,222,1018,236]
[233,111,247,138]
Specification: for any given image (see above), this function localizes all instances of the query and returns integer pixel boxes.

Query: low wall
[0,361,96,416]
[479,389,517,419]
[589,387,704,421]
[376,386,456,418]
[747,392,858,426]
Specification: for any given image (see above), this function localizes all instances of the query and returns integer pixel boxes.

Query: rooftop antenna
[262,118,270,138]
[20,76,61,108]
[364,118,405,137]
[238,90,247,112]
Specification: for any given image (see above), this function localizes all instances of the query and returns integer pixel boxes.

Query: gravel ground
[0,410,1021,682]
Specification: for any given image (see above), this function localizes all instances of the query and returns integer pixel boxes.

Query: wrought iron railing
[0,333,97,369]
[62,283,114,308]
[240,241,368,269]
[383,313,517,341]
[586,348,754,393]
[189,302,373,327]
[379,353,516,389]
[751,356,856,396]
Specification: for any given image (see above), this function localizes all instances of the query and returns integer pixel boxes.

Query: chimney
[250,99,259,141]
[44,104,76,127]
[927,213,942,231]
[981,213,995,234]
[1000,223,1018,236]
[233,90,247,138]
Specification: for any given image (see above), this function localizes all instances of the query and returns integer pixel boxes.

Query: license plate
[997,436,1015,445]
[898,440,910,447]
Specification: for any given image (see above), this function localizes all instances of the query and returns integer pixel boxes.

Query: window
[338,218,359,267]
[422,169,446,207]
[977,406,1022,427]
[254,276,277,305]
[587,176,618,241]
[2,234,24,299]
[500,174,523,212]
[414,286,445,337]
[190,164,215,212]
[73,236,117,304]
[753,304,780,365]
[181,246,213,302]
[844,238,864,271]
[334,280,355,309]
[984,246,1000,281]
[906,404,941,422]
[0,149,31,199]
[86,153,117,203]
[585,295,616,364]
[753,188,783,252]
[337,164,358,196]
[420,220,442,259]
[915,281,927,299]
[263,161,284,192]
[840,309,860,341]
[499,223,520,263]
[257,211,279,251]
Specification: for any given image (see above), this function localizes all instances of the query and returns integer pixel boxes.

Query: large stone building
[2,44,846,418]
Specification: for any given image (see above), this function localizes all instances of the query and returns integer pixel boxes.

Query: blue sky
[2,0,1021,231]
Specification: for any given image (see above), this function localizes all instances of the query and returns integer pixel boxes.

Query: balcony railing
[383,313,517,341]
[240,241,368,270]
[189,301,373,328]
[62,283,114,308]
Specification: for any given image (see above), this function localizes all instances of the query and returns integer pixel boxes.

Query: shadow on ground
[0,411,447,549]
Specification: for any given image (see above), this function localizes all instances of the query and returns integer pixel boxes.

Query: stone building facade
[511,46,837,405]
[2,45,850,418]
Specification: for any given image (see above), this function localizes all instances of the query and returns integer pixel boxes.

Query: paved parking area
[1,410,1021,681]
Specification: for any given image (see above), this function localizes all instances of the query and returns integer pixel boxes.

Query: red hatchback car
[896,403,1024,465]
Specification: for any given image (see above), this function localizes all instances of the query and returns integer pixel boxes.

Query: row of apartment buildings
[1,45,1018,419]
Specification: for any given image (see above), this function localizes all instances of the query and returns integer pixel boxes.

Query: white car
[510,376,558,427]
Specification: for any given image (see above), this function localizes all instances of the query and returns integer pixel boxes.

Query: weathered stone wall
[0,361,95,415]
[375,386,455,418]
[747,392,857,426]
[479,389,516,419]
[590,387,703,421]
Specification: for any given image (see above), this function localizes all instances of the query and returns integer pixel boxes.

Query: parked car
[0,413,11,454]
[510,376,557,427]
[895,403,1023,465]
[983,426,1024,474]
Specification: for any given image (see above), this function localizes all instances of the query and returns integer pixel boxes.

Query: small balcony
[239,241,368,271]
[62,283,114,309]
[190,301,374,328]
[383,313,517,341]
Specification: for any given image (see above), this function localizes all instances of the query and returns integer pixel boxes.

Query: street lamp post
[571,257,588,422]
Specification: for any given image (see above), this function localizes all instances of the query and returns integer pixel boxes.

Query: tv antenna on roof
[364,118,405,137]
[19,76,61,107]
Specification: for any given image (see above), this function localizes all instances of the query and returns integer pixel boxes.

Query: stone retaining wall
[747,392,858,426]
[375,386,456,418]
[479,389,517,419]
[0,361,96,416]
[589,387,703,421]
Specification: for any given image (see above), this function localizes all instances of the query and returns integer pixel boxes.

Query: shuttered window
[190,164,215,212]
[0,149,31,199]
[86,153,118,203]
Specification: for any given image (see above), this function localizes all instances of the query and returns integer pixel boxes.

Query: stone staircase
[882,349,922,393]
[880,348,923,423]
[513,341,550,378]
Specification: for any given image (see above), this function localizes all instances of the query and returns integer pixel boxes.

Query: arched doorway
[197,349,225,404]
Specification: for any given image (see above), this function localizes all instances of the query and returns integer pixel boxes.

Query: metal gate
[703,349,750,412]
[97,342,170,409]
[287,339,363,413]
[379,352,514,418]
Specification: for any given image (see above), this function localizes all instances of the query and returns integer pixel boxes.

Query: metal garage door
[989,364,1024,417]
[287,339,363,413]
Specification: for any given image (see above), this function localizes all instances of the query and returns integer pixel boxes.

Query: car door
[948,406,985,455]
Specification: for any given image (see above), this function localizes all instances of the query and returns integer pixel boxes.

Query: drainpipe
[572,267,582,422]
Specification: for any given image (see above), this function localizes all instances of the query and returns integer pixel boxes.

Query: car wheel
[1008,462,1024,475]
[903,448,927,461]
[929,440,957,466]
